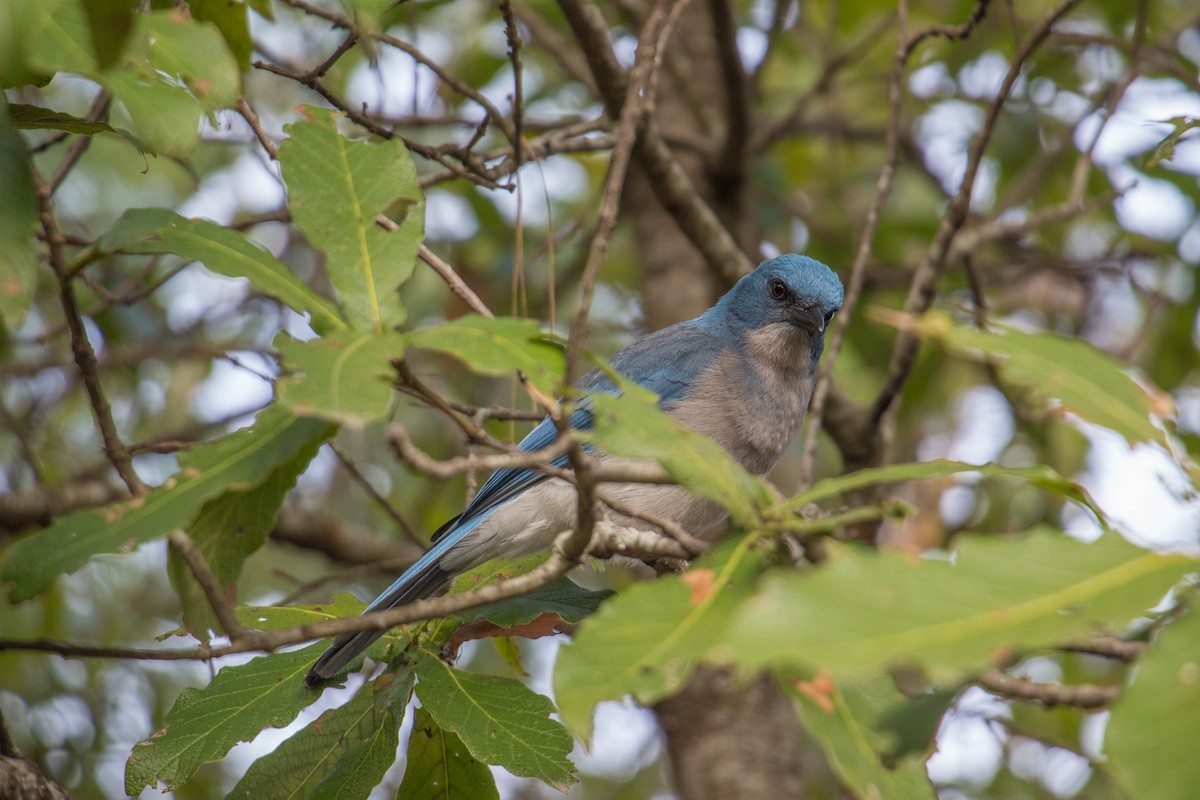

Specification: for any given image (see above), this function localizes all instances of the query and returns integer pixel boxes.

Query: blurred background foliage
[1,0,1199,796]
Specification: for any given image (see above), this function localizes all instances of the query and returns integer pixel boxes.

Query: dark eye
[769,280,788,301]
[824,310,835,325]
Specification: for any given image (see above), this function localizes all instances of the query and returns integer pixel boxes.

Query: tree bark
[655,667,836,799]
[0,711,70,800]
[620,1,827,796]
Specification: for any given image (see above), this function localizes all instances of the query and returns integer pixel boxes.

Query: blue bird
[305,254,844,684]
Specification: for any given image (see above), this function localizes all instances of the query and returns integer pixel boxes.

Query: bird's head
[712,254,845,338]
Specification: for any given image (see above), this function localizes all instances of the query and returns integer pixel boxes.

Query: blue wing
[305,320,725,683]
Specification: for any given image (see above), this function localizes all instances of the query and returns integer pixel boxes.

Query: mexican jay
[306,254,844,684]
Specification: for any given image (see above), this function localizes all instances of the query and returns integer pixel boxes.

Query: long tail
[304,523,469,685]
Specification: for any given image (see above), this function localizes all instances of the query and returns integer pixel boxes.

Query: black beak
[789,304,826,333]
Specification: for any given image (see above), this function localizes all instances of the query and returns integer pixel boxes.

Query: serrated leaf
[227,672,414,800]
[8,103,116,135]
[466,578,614,629]
[398,707,500,800]
[553,537,763,740]
[308,672,414,800]
[406,315,566,395]
[782,458,1105,523]
[0,97,38,331]
[279,105,425,333]
[907,311,1171,446]
[1,407,331,602]
[233,597,408,665]
[101,208,346,334]
[275,331,404,425]
[125,643,325,794]
[584,383,775,527]
[237,594,369,631]
[785,673,938,800]
[1106,609,1200,800]
[169,423,334,636]
[721,531,1195,677]
[414,652,575,791]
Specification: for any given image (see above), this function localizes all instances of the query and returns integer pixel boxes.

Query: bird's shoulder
[580,319,729,403]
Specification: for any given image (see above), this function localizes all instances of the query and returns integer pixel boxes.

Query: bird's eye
[769,280,788,300]
[824,310,835,325]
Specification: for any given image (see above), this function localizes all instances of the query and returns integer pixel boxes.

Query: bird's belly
[441,468,728,574]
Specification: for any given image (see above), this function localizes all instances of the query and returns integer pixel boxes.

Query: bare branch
[978,669,1118,709]
[167,532,247,639]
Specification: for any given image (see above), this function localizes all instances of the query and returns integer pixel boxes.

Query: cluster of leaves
[4,0,1200,798]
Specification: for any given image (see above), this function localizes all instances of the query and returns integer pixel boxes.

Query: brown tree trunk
[619,0,829,796]
[0,711,69,800]
[655,667,838,799]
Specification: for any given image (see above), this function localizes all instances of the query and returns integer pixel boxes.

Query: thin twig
[37,176,145,495]
[330,444,426,550]
[978,669,1118,709]
[796,0,922,489]
[870,0,1082,433]
[565,0,693,383]
[417,245,495,316]
[235,98,279,160]
[168,531,247,639]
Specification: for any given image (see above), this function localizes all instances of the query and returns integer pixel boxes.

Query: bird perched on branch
[306,254,844,685]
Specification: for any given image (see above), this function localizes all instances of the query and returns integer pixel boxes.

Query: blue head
[706,254,845,338]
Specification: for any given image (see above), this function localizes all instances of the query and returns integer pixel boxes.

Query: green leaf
[26,0,97,77]
[125,643,325,794]
[784,673,938,800]
[553,536,763,740]
[0,97,38,331]
[414,652,576,791]
[720,531,1196,677]
[584,380,775,526]
[398,707,500,800]
[188,0,252,70]
[101,208,346,334]
[233,597,408,665]
[406,315,566,396]
[467,578,614,629]
[275,331,404,425]
[237,594,368,631]
[782,458,1106,524]
[135,11,239,109]
[279,105,425,333]
[1,407,332,602]
[80,0,137,70]
[8,103,116,135]
[906,311,1171,446]
[309,671,413,800]
[101,11,240,154]
[1,0,48,87]
[169,422,334,636]
[103,67,201,155]
[227,672,414,800]
[1106,609,1200,800]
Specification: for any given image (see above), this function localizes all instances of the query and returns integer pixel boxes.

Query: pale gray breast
[670,323,816,476]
